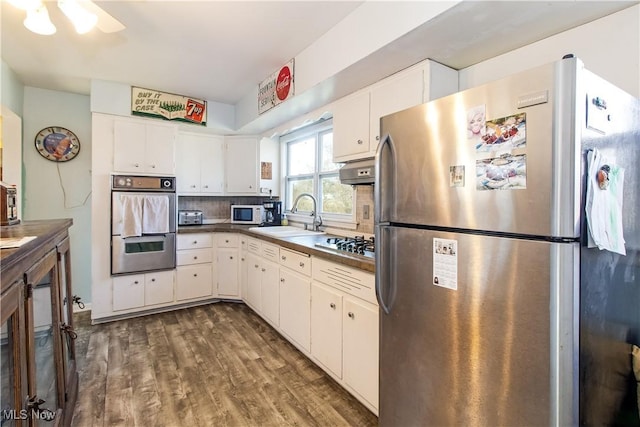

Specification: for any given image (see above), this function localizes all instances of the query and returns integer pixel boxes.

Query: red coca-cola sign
[276,65,292,101]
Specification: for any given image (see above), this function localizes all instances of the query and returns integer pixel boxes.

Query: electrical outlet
[363,204,370,220]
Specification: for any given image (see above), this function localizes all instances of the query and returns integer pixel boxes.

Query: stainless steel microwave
[230,205,264,224]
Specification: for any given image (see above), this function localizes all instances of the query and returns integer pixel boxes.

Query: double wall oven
[111,175,176,275]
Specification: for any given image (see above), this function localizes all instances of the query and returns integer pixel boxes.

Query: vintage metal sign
[131,87,207,125]
[258,60,294,115]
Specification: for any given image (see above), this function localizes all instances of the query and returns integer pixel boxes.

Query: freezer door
[377,226,579,426]
[379,58,582,238]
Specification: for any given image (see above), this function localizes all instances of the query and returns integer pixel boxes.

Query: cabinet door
[176,264,213,301]
[145,270,174,306]
[343,298,379,408]
[176,133,203,193]
[279,269,311,352]
[310,283,343,377]
[112,274,145,311]
[200,135,225,194]
[240,249,249,300]
[246,253,262,311]
[369,67,424,153]
[332,91,370,161]
[225,137,258,194]
[113,121,146,173]
[145,124,175,174]
[260,260,279,326]
[217,248,239,297]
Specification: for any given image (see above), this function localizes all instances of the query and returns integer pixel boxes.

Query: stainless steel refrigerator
[375,56,640,426]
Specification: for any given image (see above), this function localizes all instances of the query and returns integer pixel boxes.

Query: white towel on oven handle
[119,194,144,238]
[143,195,170,234]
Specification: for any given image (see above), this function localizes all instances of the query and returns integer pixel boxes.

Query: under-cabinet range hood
[339,158,375,185]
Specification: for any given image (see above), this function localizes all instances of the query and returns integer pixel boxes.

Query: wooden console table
[1,219,77,426]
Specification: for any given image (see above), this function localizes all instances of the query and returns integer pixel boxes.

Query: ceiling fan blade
[80,0,125,33]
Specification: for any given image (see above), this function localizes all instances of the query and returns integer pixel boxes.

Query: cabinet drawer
[247,238,261,255]
[280,248,311,276]
[217,233,239,248]
[312,257,375,304]
[261,242,280,262]
[177,233,213,250]
[177,248,212,266]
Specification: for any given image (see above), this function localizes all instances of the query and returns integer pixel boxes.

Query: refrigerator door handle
[374,133,395,224]
[375,224,394,314]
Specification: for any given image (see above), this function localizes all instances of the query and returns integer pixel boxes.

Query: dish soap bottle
[281,214,288,226]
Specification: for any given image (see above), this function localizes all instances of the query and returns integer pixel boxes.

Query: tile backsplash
[179,185,374,232]
[178,196,277,221]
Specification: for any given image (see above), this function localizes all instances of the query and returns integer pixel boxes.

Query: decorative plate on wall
[34,126,81,162]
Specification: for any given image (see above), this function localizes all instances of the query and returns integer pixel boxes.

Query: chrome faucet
[290,193,323,231]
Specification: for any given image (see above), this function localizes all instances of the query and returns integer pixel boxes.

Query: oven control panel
[112,175,175,191]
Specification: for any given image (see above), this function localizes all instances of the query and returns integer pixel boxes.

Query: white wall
[459,5,639,97]
[1,60,24,115]
[22,87,92,305]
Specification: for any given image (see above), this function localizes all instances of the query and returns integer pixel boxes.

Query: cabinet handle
[330,303,336,309]
[134,280,139,284]
[281,255,286,261]
[299,262,304,268]
[225,239,229,243]
[376,135,380,141]
[229,256,233,260]
[191,185,196,188]
[193,240,198,244]
[348,312,355,319]
[193,274,198,277]
[134,163,139,167]
[254,264,259,268]
[357,139,363,145]
[241,258,245,261]
[204,185,208,188]
[280,278,285,282]
[151,278,155,282]
[261,268,266,272]
[249,185,252,189]
[193,256,198,260]
[151,164,156,168]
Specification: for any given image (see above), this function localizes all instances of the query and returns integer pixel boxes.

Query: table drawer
[177,248,212,266]
[280,248,311,276]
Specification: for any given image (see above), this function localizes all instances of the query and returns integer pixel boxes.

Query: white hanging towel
[119,194,144,238]
[143,195,170,234]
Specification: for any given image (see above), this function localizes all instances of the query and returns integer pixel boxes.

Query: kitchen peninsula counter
[178,224,375,273]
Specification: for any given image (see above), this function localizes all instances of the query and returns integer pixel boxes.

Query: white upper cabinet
[333,59,458,163]
[225,136,259,195]
[113,119,176,174]
[369,66,424,150]
[332,91,370,160]
[176,132,224,195]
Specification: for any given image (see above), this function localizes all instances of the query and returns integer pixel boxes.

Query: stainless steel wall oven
[111,175,176,275]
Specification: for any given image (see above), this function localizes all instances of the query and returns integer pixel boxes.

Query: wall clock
[34,126,81,162]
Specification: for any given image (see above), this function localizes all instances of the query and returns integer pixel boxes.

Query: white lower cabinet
[113,270,174,311]
[343,297,379,410]
[310,283,343,377]
[216,233,240,298]
[176,233,214,301]
[311,257,378,413]
[240,237,249,299]
[240,237,377,414]
[280,268,311,353]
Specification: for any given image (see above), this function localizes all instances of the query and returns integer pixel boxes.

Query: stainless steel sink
[248,226,324,238]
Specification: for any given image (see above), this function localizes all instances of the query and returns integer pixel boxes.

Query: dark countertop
[178,224,375,273]
[1,219,74,293]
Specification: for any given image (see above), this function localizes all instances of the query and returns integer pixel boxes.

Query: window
[283,120,354,221]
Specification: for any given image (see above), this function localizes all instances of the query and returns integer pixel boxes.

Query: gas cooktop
[315,236,375,259]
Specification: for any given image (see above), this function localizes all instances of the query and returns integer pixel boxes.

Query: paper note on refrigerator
[433,238,458,290]
[585,149,626,255]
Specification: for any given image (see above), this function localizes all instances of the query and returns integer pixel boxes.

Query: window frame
[281,119,355,225]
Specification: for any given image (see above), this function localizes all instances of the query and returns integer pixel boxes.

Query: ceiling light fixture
[9,0,99,35]
[23,3,56,35]
[58,0,98,34]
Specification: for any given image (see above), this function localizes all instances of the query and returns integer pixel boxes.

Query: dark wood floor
[71,302,378,427]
